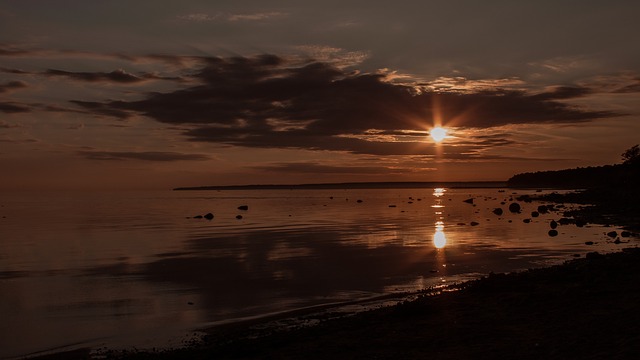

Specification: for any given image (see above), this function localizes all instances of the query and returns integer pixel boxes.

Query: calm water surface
[0,188,636,357]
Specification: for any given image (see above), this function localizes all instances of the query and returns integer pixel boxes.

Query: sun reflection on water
[432,189,448,249]
[433,229,447,249]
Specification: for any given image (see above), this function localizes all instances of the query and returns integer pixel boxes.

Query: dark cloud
[1,65,180,84]
[0,80,27,93]
[531,86,593,100]
[67,54,621,156]
[0,67,30,74]
[44,68,177,83]
[0,101,30,113]
[0,44,32,56]
[78,150,210,162]
[70,101,131,119]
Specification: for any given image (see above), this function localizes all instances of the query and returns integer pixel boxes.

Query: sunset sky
[1,1,639,190]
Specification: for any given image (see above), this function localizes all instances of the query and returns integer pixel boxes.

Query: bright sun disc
[430,127,447,143]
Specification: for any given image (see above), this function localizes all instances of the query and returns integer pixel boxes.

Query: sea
[0,185,636,358]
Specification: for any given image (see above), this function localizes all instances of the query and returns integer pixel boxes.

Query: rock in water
[492,208,503,216]
[204,213,214,220]
[550,220,558,229]
[523,219,531,223]
[508,203,521,213]
[537,205,549,214]
[558,217,572,225]
[236,215,243,219]
[607,231,618,238]
[237,205,249,211]
[531,211,539,217]
[548,229,559,237]
[463,198,474,204]
[470,221,480,226]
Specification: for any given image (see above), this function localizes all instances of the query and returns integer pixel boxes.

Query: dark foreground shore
[41,246,639,360]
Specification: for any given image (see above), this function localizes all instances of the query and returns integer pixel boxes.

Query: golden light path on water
[433,222,447,249]
[432,188,447,249]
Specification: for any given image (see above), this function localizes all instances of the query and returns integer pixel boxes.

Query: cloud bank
[67,54,620,156]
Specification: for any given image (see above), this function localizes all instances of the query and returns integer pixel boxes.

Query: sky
[1,0,639,190]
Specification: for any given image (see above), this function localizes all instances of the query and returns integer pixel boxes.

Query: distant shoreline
[173,181,507,191]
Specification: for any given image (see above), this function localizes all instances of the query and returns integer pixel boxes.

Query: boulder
[236,215,243,219]
[492,208,503,216]
[550,220,558,229]
[203,213,214,220]
[470,221,480,226]
[548,229,558,237]
[523,219,531,223]
[537,205,549,214]
[531,211,539,217]
[607,231,618,238]
[237,205,249,211]
[463,198,474,204]
[508,203,521,213]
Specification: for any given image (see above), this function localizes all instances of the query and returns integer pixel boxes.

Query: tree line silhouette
[507,145,640,189]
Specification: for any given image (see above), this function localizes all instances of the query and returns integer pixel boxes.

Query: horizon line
[173,180,508,191]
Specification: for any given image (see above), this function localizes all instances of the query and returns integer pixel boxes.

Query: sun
[430,127,448,143]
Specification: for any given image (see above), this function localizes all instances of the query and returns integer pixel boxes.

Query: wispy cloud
[77,150,210,162]
[613,78,640,93]
[0,101,31,113]
[421,76,526,93]
[0,120,22,128]
[176,13,221,22]
[44,69,148,83]
[0,43,33,57]
[177,11,287,23]
[229,11,286,21]
[0,80,27,93]
[294,45,369,68]
[252,162,411,175]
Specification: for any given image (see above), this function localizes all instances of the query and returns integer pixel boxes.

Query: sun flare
[430,127,447,143]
